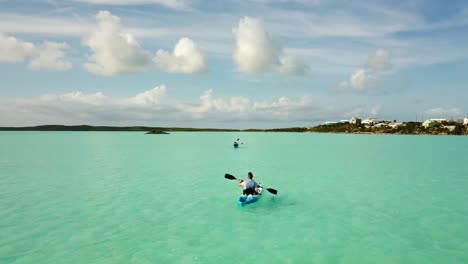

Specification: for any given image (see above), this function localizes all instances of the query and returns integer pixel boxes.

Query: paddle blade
[266,188,278,195]
[224,174,237,180]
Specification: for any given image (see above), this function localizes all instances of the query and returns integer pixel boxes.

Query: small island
[146,130,169,134]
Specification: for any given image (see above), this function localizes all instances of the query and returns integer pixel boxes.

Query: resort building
[422,119,438,128]
[429,118,447,123]
[388,122,404,129]
[464,117,468,125]
[323,121,337,125]
[350,117,361,125]
[374,123,387,128]
[362,118,378,125]
[443,125,456,132]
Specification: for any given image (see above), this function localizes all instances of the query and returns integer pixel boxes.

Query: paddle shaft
[224,174,278,195]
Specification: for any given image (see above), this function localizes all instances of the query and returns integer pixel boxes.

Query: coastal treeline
[0,125,238,132]
[0,122,466,135]
[310,121,467,135]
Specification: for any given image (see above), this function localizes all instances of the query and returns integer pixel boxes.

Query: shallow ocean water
[1,131,467,263]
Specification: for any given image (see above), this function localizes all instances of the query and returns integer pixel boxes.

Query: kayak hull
[237,186,263,206]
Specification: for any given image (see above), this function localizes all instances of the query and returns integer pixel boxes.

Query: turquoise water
[1,132,468,263]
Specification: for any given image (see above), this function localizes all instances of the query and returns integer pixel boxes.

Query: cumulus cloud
[339,48,391,92]
[74,0,189,10]
[83,11,152,76]
[350,69,377,91]
[40,91,107,105]
[277,56,308,76]
[0,33,72,71]
[154,38,207,74]
[28,42,72,71]
[339,69,377,91]
[0,33,35,62]
[367,48,392,71]
[178,89,252,118]
[233,17,280,75]
[424,107,462,117]
[233,17,307,76]
[130,85,167,105]
[0,85,379,127]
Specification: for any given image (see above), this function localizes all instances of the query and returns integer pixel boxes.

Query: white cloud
[367,48,391,71]
[130,85,167,105]
[40,91,107,105]
[339,48,391,91]
[350,69,377,91]
[0,33,35,62]
[0,85,371,126]
[74,0,189,10]
[154,37,207,74]
[233,17,281,75]
[0,84,392,127]
[83,10,152,76]
[178,89,252,118]
[1,7,467,76]
[339,69,377,91]
[277,56,308,76]
[253,95,312,111]
[28,42,72,71]
[0,33,72,71]
[233,17,307,76]
[424,107,462,117]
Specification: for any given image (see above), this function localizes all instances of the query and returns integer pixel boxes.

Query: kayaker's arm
[238,180,245,187]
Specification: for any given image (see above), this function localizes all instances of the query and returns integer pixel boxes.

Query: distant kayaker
[238,172,258,195]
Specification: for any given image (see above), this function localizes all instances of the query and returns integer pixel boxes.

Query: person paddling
[238,172,258,195]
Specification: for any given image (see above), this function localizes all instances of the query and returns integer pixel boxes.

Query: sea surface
[1,131,467,263]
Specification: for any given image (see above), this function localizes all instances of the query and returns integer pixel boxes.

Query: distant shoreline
[0,123,466,135]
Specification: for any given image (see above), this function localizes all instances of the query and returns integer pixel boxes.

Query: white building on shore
[422,119,438,128]
[429,118,447,123]
[362,118,378,125]
[350,117,361,124]
[464,117,468,125]
[388,122,404,129]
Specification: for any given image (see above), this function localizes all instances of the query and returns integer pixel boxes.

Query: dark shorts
[243,189,258,195]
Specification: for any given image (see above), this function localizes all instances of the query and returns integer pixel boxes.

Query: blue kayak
[237,186,263,206]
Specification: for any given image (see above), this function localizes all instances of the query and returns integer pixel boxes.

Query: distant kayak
[237,185,263,206]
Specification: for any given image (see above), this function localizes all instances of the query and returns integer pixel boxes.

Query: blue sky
[0,0,467,128]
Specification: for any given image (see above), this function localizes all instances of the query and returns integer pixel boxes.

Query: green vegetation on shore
[310,121,467,135]
[0,122,466,135]
[0,125,237,132]
[0,125,307,133]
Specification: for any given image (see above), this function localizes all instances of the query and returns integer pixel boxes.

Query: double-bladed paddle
[234,139,244,144]
[224,173,278,195]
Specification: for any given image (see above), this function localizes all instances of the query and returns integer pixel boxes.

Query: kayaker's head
[247,172,253,179]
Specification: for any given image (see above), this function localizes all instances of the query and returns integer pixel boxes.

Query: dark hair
[248,172,253,179]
